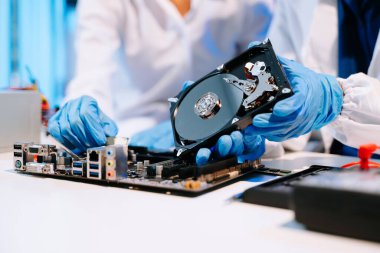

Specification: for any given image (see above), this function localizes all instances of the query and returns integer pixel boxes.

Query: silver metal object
[231,118,239,124]
[223,76,257,96]
[244,61,266,76]
[106,137,128,146]
[136,161,143,171]
[0,91,40,152]
[26,162,54,174]
[194,92,222,119]
[176,148,185,157]
[131,154,137,163]
[224,71,278,109]
[242,72,276,108]
[168,97,179,103]
[156,165,163,177]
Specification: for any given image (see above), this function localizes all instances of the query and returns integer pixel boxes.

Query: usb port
[72,170,82,176]
[73,162,83,168]
[89,171,99,178]
[14,152,22,157]
[14,144,22,150]
[89,164,99,169]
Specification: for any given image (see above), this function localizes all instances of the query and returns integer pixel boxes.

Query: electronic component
[87,147,106,180]
[242,165,334,209]
[105,145,128,180]
[242,165,380,242]
[169,40,292,159]
[26,162,54,174]
[14,143,28,171]
[56,152,73,175]
[293,168,380,242]
[72,160,87,177]
[13,141,290,196]
[13,142,58,171]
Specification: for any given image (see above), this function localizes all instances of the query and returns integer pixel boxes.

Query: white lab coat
[268,0,380,153]
[65,0,274,137]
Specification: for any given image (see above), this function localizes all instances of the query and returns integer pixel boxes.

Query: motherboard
[13,140,291,196]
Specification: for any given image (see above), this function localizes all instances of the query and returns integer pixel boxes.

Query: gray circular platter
[174,73,244,141]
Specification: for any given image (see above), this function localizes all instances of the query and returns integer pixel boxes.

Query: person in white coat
[63,0,274,138]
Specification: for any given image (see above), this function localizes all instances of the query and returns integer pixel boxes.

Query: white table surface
[1,151,380,253]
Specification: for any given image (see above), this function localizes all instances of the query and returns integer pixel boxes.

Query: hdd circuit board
[13,141,291,196]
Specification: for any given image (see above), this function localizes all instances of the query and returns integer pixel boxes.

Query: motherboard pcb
[13,141,291,196]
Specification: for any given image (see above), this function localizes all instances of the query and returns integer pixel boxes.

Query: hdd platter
[170,39,292,159]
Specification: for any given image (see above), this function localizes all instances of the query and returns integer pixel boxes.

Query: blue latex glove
[48,96,118,154]
[129,120,174,151]
[196,127,265,166]
[250,56,343,141]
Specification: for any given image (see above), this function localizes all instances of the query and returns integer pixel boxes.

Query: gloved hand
[129,120,174,151]
[196,127,265,166]
[48,96,118,154]
[250,56,343,141]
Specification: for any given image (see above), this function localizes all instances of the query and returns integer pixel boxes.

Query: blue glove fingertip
[252,114,271,127]
[181,80,195,91]
[196,148,212,166]
[216,135,233,157]
[248,41,261,49]
[230,131,244,155]
[237,134,265,163]
[103,124,118,137]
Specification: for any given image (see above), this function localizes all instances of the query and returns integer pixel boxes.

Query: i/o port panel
[13,141,290,196]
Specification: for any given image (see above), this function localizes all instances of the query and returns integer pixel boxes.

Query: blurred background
[0,0,78,108]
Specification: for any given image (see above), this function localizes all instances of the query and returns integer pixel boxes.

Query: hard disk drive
[170,40,293,159]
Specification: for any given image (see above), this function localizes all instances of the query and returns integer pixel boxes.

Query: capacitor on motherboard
[143,160,150,167]
[131,154,137,163]
[156,165,163,177]
[136,161,143,171]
